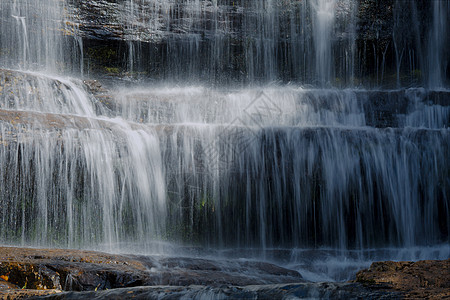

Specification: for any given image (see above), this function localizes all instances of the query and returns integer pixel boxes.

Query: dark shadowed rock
[0,246,304,299]
[63,0,446,85]
[24,282,402,300]
[1,247,449,299]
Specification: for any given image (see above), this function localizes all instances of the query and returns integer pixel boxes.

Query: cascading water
[427,0,449,88]
[0,0,449,282]
[312,0,336,85]
[0,0,70,71]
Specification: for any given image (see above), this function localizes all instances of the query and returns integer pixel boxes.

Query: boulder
[0,246,304,296]
[356,259,450,299]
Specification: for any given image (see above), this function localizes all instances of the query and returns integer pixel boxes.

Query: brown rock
[355,259,450,299]
[0,246,303,298]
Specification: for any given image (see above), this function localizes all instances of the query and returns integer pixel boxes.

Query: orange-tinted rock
[356,259,450,299]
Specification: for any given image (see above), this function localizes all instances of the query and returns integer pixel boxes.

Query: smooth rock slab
[0,247,448,299]
[0,247,303,294]
[26,283,401,300]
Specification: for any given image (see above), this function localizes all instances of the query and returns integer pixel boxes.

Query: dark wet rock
[25,282,402,300]
[1,247,449,299]
[82,80,106,94]
[355,89,450,128]
[144,256,303,287]
[0,246,303,298]
[0,247,152,292]
[358,90,410,128]
[66,1,124,41]
[0,250,448,299]
[62,0,444,85]
[30,258,448,299]
[0,277,18,290]
[82,79,116,112]
[426,90,450,107]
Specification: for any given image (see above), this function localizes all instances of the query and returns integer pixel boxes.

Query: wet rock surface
[0,246,304,299]
[27,282,402,300]
[0,247,448,299]
[356,259,450,299]
[61,0,448,86]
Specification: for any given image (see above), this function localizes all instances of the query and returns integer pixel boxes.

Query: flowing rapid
[0,0,448,282]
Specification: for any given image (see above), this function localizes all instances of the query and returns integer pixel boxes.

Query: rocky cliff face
[63,0,448,87]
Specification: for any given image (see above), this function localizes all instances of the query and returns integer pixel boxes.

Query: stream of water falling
[427,0,449,88]
[0,0,449,283]
[312,0,336,85]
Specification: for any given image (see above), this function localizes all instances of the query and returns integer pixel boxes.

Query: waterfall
[0,0,448,281]
[427,0,449,88]
[1,77,448,250]
[391,0,449,89]
[0,0,71,72]
[2,1,448,86]
[311,0,336,85]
